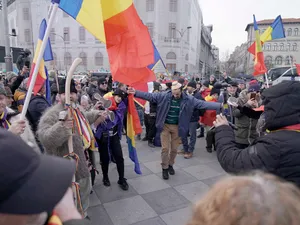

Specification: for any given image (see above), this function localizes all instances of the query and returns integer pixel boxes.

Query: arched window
[64,52,72,66]
[275,56,283,65]
[293,43,297,51]
[285,56,293,65]
[95,52,103,66]
[287,43,291,51]
[50,52,57,67]
[261,29,266,34]
[273,43,278,51]
[266,44,271,51]
[79,52,87,66]
[185,54,189,61]
[295,28,299,36]
[166,52,176,59]
[287,28,292,36]
[280,43,284,51]
[265,56,272,66]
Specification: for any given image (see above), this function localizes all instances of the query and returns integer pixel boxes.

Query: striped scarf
[71,107,97,151]
[0,109,10,129]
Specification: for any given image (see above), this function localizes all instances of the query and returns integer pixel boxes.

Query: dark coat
[26,95,50,134]
[188,90,205,122]
[215,81,300,187]
[135,90,221,137]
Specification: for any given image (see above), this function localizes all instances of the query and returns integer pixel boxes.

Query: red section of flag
[253,52,267,76]
[27,63,46,95]
[295,64,300,76]
[132,82,148,107]
[104,4,155,86]
[248,41,264,55]
[128,94,142,134]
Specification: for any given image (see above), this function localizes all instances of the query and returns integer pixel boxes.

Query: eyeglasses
[101,82,108,85]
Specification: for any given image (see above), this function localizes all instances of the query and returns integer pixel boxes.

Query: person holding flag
[94,89,129,191]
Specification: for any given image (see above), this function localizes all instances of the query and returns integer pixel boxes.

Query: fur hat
[58,79,77,94]
[187,81,197,89]
[0,86,7,96]
[6,72,17,82]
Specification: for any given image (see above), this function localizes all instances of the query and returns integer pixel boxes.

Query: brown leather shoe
[184,153,193,159]
[177,149,185,155]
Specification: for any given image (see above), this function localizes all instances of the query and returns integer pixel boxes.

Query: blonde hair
[187,173,300,225]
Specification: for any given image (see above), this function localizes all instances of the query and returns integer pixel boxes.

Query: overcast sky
[198,0,300,60]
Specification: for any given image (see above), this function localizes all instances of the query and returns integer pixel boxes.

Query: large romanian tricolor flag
[253,15,267,76]
[126,94,142,174]
[27,19,53,95]
[148,41,166,71]
[54,0,155,86]
[248,15,285,55]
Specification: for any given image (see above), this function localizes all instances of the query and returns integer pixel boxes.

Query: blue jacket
[135,90,221,137]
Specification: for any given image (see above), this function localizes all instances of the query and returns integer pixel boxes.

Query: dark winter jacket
[26,95,50,134]
[11,75,25,94]
[215,81,300,187]
[188,90,205,122]
[135,90,221,137]
[232,90,260,145]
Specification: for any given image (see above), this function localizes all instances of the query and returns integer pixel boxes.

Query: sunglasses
[101,82,108,85]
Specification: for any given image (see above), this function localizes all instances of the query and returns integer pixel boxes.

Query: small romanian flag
[253,15,267,76]
[27,19,53,95]
[47,212,63,225]
[126,94,142,174]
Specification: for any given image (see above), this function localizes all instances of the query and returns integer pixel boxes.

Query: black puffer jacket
[215,81,300,186]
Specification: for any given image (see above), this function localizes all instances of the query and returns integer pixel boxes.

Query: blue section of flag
[56,0,83,19]
[39,19,53,61]
[45,67,52,105]
[148,41,166,70]
[253,15,258,31]
[126,137,142,175]
[271,15,285,39]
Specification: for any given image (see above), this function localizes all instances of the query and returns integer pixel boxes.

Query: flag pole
[264,72,269,88]
[20,3,59,120]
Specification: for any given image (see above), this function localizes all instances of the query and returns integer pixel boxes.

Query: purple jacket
[94,101,126,140]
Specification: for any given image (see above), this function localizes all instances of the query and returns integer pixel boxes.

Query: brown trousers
[160,124,181,169]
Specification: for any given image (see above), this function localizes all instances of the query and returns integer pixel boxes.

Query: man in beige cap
[128,81,221,180]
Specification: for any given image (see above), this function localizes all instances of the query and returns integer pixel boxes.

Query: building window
[63,27,70,42]
[169,23,176,38]
[146,23,154,38]
[24,29,31,43]
[185,54,189,61]
[50,52,57,67]
[293,43,297,51]
[146,0,154,11]
[185,64,188,72]
[273,43,278,51]
[295,28,299,36]
[166,63,176,71]
[187,29,190,42]
[287,43,291,51]
[79,27,86,43]
[95,37,101,44]
[95,52,103,66]
[23,8,29,20]
[275,56,283,65]
[285,56,293,65]
[166,52,176,59]
[264,56,272,66]
[169,0,177,12]
[50,28,55,43]
[79,52,87,66]
[280,43,284,51]
[64,52,72,66]
[266,44,271,51]
[63,11,69,17]
[287,28,292,36]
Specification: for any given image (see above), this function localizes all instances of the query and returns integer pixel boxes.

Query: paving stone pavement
[88,136,226,225]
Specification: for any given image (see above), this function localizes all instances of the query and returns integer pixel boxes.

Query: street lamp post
[172,26,192,73]
[52,33,67,73]
[2,0,13,72]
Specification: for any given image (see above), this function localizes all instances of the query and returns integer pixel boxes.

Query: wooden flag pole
[20,3,59,120]
[264,72,269,88]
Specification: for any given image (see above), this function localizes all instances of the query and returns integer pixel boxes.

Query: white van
[268,67,300,85]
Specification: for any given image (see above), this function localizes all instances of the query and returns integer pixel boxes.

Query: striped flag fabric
[253,15,267,76]
[27,19,53,95]
[126,94,142,174]
[54,0,155,86]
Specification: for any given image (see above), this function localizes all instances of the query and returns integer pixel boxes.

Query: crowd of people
[1,64,300,225]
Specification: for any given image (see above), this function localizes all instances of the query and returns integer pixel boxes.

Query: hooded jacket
[215,81,300,186]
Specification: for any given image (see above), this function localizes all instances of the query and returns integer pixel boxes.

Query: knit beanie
[248,81,260,92]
